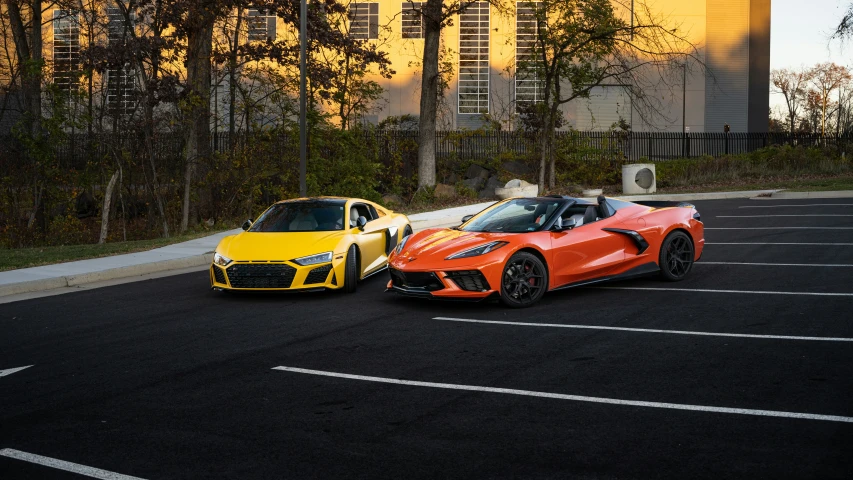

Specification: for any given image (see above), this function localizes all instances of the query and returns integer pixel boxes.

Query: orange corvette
[387,195,704,308]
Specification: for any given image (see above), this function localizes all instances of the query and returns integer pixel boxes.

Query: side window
[368,205,379,219]
[352,204,374,222]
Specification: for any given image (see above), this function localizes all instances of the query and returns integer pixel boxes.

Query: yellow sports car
[210,197,412,293]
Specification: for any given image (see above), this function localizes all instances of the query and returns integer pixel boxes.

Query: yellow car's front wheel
[343,244,359,293]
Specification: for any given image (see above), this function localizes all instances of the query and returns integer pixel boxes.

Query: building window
[349,3,379,40]
[53,10,80,94]
[401,2,422,39]
[515,1,541,107]
[458,2,489,114]
[247,8,276,42]
[107,8,136,116]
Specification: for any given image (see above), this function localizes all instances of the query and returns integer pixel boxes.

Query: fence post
[648,134,653,160]
[724,132,728,155]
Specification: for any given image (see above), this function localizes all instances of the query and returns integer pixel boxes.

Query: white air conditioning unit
[622,163,656,194]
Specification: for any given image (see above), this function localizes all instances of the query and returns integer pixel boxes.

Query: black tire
[500,252,548,308]
[343,244,359,293]
[659,231,695,281]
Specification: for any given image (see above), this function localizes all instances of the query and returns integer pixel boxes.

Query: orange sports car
[387,195,704,308]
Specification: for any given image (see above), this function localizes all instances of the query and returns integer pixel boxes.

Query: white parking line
[272,366,853,423]
[707,242,853,246]
[595,287,853,297]
[0,448,145,480]
[432,317,853,342]
[706,227,853,230]
[717,215,853,217]
[739,204,853,208]
[697,262,853,267]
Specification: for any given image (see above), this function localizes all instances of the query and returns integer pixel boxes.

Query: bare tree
[770,67,812,133]
[518,0,700,190]
[808,62,851,136]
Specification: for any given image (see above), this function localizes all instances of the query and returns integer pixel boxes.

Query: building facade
[355,0,771,132]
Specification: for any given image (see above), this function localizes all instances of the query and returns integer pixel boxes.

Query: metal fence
[3,131,852,171]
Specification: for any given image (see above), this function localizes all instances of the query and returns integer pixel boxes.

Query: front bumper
[210,256,346,291]
[385,262,503,301]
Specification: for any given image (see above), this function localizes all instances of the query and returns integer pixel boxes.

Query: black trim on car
[551,262,661,292]
[603,228,650,255]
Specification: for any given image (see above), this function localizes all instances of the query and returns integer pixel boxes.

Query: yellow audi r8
[210,197,412,293]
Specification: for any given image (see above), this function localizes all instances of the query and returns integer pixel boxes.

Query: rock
[434,183,456,198]
[496,182,539,199]
[445,173,459,184]
[382,194,404,206]
[478,187,496,199]
[75,191,97,219]
[465,164,491,181]
[205,218,215,227]
[463,177,484,190]
[502,160,532,176]
[504,178,532,188]
[485,176,502,189]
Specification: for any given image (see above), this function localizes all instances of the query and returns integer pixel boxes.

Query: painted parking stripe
[697,261,853,267]
[0,448,145,480]
[272,366,853,423]
[738,204,853,208]
[706,227,853,230]
[595,287,853,297]
[706,242,853,246]
[432,317,853,342]
[716,214,853,217]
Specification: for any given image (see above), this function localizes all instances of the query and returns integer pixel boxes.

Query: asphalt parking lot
[1,197,852,479]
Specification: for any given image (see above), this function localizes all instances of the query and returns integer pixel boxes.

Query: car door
[549,211,629,287]
[350,202,394,276]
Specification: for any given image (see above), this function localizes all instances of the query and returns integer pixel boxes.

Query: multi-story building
[352,0,771,132]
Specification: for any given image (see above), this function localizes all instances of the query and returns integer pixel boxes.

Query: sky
[770,0,851,109]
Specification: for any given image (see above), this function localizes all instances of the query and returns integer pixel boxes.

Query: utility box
[622,164,656,194]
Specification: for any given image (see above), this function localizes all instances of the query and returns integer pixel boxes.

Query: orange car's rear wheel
[500,252,547,308]
[659,231,694,281]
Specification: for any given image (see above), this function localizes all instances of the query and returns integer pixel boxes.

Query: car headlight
[293,252,333,266]
[395,235,412,255]
[445,241,509,260]
[213,252,232,266]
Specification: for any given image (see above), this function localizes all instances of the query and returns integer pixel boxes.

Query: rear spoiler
[633,201,695,209]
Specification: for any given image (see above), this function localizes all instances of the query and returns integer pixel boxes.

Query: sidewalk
[2,189,851,298]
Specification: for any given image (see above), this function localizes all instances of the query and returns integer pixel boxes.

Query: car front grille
[212,266,227,284]
[304,264,333,284]
[389,268,444,291]
[445,270,490,292]
[226,263,297,289]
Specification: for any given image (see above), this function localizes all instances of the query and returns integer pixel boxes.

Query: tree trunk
[229,7,242,147]
[99,170,120,244]
[7,0,41,135]
[417,0,442,189]
[181,9,216,233]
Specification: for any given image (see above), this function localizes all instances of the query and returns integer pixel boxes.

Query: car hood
[215,231,347,261]
[398,228,515,261]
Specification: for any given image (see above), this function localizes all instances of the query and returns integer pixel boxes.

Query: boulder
[485,175,502,189]
[496,179,539,199]
[502,160,532,176]
[465,164,491,181]
[445,173,460,184]
[478,187,496,199]
[463,177,484,190]
[382,194,404,206]
[434,183,456,198]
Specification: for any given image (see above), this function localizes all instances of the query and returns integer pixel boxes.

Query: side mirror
[461,214,474,223]
[552,217,576,232]
[356,216,368,230]
[241,219,253,231]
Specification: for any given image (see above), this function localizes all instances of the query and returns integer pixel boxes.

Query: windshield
[461,198,564,233]
[249,201,346,232]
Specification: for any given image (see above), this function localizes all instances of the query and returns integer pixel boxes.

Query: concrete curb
[0,253,213,297]
[616,190,779,201]
[767,190,853,199]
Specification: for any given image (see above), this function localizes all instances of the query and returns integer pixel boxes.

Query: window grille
[401,2,422,39]
[458,2,489,114]
[515,1,542,107]
[53,10,80,93]
[349,3,379,40]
